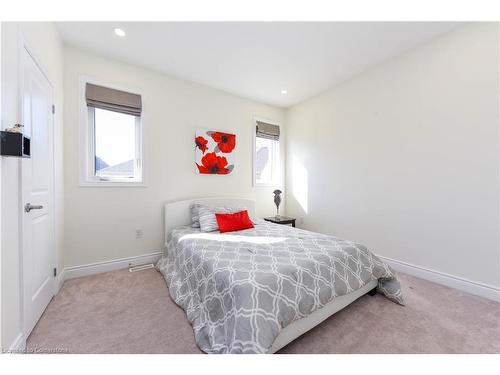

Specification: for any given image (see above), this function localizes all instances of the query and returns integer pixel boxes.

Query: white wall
[0,24,3,346]
[1,22,64,350]
[285,23,500,292]
[63,46,285,268]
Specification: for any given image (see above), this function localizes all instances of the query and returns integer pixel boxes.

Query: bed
[156,197,403,354]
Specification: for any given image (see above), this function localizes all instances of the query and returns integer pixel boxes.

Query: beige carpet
[27,268,500,354]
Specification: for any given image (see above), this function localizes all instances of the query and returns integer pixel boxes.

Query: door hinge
[52,105,55,114]
[53,267,57,277]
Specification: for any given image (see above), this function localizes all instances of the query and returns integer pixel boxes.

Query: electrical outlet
[135,229,143,239]
[299,217,304,225]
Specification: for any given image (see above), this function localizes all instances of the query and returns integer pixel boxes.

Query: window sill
[254,182,277,188]
[79,180,147,188]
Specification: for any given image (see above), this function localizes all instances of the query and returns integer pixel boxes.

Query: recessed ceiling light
[281,89,288,94]
[114,28,126,37]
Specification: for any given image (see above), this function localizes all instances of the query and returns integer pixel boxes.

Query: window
[253,118,280,186]
[81,81,143,185]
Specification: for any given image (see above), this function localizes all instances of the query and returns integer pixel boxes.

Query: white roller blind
[256,121,280,141]
[86,83,142,116]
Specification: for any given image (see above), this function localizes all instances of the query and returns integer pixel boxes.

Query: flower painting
[195,130,236,175]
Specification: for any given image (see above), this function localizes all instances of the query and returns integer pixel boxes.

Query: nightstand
[264,216,296,227]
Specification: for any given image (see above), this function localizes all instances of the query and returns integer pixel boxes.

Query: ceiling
[56,22,461,108]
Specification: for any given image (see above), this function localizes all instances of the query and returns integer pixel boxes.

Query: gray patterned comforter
[156,221,404,353]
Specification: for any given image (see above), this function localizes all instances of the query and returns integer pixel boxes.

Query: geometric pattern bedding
[156,221,404,353]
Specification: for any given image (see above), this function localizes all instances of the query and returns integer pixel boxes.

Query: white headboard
[164,197,256,245]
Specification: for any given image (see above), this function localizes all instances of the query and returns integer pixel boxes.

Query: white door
[21,46,56,337]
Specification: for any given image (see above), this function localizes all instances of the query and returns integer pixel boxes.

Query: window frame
[79,76,145,187]
[252,116,281,187]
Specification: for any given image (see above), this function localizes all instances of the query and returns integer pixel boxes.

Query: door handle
[24,203,43,213]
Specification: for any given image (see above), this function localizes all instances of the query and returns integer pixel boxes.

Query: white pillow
[198,205,253,232]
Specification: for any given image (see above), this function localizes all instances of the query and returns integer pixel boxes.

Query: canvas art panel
[195,129,236,174]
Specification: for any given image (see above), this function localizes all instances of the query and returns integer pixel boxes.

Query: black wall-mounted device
[0,131,31,158]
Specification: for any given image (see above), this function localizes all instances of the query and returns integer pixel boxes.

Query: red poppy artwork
[196,152,232,174]
[195,136,208,153]
[195,129,236,175]
[209,131,236,153]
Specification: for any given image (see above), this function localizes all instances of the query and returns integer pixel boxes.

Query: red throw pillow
[215,210,254,233]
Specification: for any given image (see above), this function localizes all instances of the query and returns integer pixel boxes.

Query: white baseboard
[378,255,500,302]
[54,251,499,302]
[57,251,163,290]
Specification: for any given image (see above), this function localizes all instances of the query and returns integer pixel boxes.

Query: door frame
[17,32,58,340]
